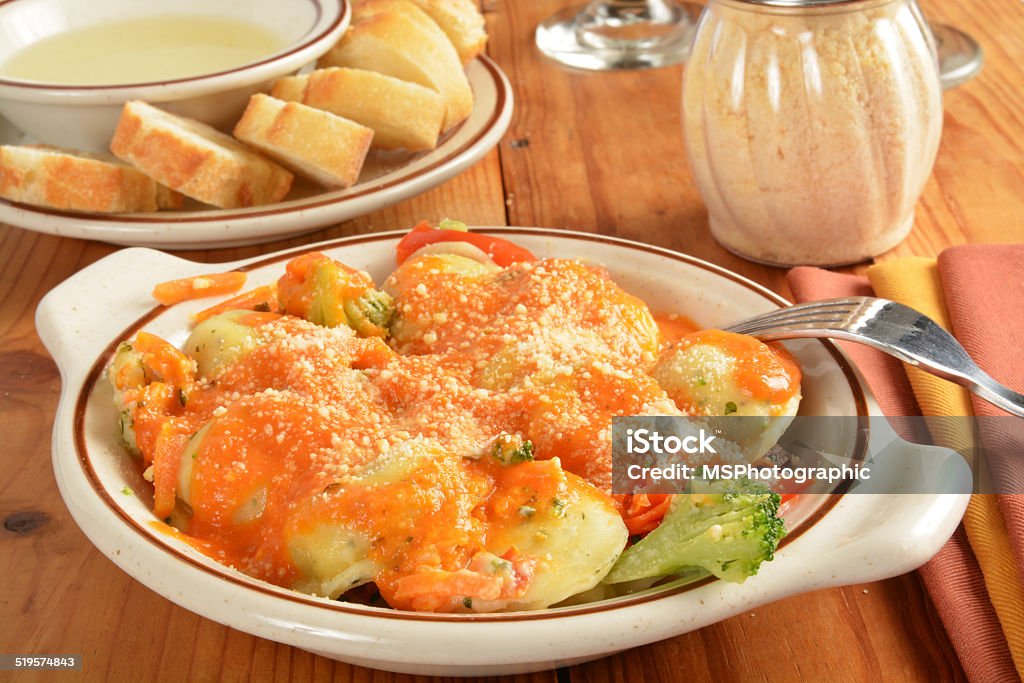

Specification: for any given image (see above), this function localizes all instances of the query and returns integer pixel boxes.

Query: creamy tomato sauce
[654,312,700,344]
[114,253,800,609]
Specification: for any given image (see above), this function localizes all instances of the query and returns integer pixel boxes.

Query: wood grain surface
[2,0,1023,680]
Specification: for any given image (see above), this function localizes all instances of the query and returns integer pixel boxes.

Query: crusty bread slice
[0,144,184,213]
[409,0,487,64]
[110,100,293,208]
[234,95,373,189]
[271,68,445,151]
[318,1,473,132]
[269,77,307,103]
[354,0,487,64]
[155,185,183,210]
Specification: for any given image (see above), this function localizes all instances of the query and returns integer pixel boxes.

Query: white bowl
[35,229,969,676]
[0,0,350,151]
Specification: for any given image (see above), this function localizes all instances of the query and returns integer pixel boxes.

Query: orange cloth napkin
[788,243,1024,682]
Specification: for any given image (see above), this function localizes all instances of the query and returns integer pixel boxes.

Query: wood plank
[886,0,1024,260]
[568,575,963,682]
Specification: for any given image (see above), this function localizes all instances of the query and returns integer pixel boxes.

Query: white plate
[36,229,969,676]
[0,58,512,249]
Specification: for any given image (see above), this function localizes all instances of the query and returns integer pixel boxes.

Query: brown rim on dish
[0,56,507,223]
[0,0,343,90]
[73,229,870,622]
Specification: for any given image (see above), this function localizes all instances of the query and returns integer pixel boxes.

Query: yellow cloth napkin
[868,258,1024,676]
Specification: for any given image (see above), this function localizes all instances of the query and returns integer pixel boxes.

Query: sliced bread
[354,0,487,64]
[110,100,293,208]
[271,68,445,151]
[0,144,183,213]
[234,95,373,189]
[318,0,473,132]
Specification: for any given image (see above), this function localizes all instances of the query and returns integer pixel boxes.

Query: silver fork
[722,296,1024,418]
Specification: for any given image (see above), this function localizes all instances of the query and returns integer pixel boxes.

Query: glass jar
[682,0,943,266]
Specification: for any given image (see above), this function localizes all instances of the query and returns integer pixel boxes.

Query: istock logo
[625,428,717,455]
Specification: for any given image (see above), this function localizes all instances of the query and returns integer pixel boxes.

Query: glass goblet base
[535,1,702,71]
[931,22,984,89]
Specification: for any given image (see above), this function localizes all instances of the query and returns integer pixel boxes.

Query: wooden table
[3,1,1023,680]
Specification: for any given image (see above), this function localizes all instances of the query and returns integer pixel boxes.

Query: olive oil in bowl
[1,15,286,85]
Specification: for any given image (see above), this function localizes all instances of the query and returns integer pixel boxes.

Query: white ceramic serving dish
[36,229,969,676]
[0,0,350,151]
[0,58,512,249]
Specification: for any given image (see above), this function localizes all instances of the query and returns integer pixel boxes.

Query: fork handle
[748,326,1024,419]
[969,373,1024,417]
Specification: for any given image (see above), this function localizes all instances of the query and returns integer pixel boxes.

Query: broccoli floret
[343,289,394,338]
[603,479,785,585]
[490,433,535,465]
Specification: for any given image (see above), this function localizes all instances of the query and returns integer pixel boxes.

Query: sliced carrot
[192,284,279,323]
[770,468,816,504]
[152,422,189,519]
[129,388,174,462]
[622,493,674,536]
[152,271,248,306]
[389,568,502,611]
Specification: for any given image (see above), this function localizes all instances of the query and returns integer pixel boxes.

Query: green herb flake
[491,433,535,465]
[462,597,473,608]
[724,401,738,415]
[121,486,134,496]
[552,498,567,516]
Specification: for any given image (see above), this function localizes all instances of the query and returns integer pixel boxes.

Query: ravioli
[652,329,802,459]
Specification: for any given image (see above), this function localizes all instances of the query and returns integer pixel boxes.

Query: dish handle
[35,247,204,377]
[768,421,972,591]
